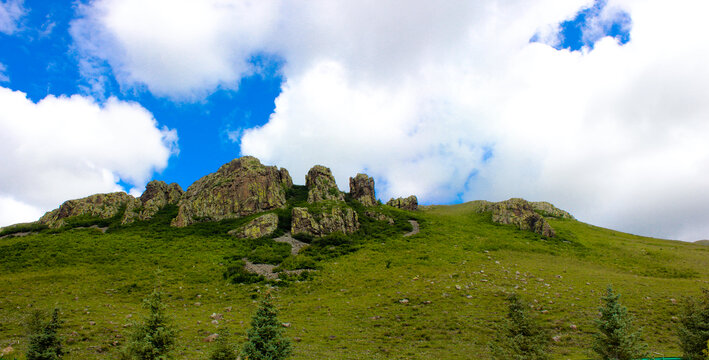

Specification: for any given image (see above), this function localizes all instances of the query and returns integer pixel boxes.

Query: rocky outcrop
[39,192,138,228]
[365,210,394,225]
[349,173,377,206]
[122,181,183,224]
[488,198,555,237]
[387,195,418,211]
[171,156,292,227]
[306,165,344,203]
[530,201,574,219]
[291,206,359,236]
[228,213,279,239]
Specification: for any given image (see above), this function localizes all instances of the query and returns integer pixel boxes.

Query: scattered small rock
[399,299,409,304]
[570,324,577,330]
[210,313,223,320]
[282,322,291,328]
[203,333,219,343]
[88,321,96,326]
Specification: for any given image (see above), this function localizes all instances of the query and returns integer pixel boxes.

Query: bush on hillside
[241,292,292,360]
[26,308,63,360]
[592,285,648,360]
[489,293,550,360]
[678,289,709,360]
[122,288,176,360]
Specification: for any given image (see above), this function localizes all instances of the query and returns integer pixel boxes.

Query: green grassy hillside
[1,200,708,359]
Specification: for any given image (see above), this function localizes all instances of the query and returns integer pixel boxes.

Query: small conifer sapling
[592,285,648,360]
[26,308,63,360]
[241,291,292,360]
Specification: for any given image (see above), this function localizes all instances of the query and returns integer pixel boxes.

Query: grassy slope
[1,201,708,359]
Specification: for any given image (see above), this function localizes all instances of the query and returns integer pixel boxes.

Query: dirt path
[273,233,308,255]
[404,220,419,237]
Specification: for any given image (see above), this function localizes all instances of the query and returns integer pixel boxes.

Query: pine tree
[26,308,63,360]
[489,293,550,360]
[592,285,647,360]
[703,339,709,360]
[678,289,709,360]
[241,292,292,360]
[122,288,176,360]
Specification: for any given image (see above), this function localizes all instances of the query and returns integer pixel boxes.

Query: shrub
[678,289,709,360]
[122,288,176,360]
[241,292,292,360]
[223,260,264,284]
[26,308,63,360]
[592,285,648,360]
[489,293,549,360]
[209,333,238,360]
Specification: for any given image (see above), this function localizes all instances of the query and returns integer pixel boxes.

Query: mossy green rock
[291,206,359,236]
[387,195,418,211]
[122,181,183,224]
[349,173,377,206]
[228,213,278,239]
[487,198,556,237]
[39,192,138,229]
[171,156,292,227]
[306,165,344,203]
[530,201,574,219]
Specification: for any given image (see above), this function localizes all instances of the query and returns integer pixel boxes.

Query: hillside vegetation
[1,199,708,359]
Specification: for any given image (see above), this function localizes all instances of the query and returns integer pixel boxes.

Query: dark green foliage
[209,333,238,360]
[489,293,550,360]
[678,289,709,360]
[223,260,265,284]
[592,285,647,360]
[122,288,176,360]
[241,292,292,360]
[26,308,63,360]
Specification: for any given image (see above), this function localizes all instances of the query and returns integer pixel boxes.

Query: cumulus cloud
[72,0,709,240]
[0,87,177,227]
[0,0,24,34]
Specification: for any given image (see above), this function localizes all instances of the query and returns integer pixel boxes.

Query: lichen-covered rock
[291,206,359,236]
[365,210,394,225]
[122,181,183,224]
[530,201,574,219]
[489,198,555,237]
[306,165,344,203]
[228,213,279,239]
[387,195,418,211]
[39,192,138,228]
[349,173,377,206]
[171,156,292,227]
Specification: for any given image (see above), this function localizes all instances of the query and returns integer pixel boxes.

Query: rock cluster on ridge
[122,180,183,224]
[171,156,292,227]
[39,192,138,229]
[387,195,418,211]
[306,165,345,203]
[472,198,572,237]
[290,165,360,237]
[349,173,377,206]
[228,213,279,239]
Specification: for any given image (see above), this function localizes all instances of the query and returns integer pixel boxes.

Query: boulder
[122,180,183,224]
[39,192,139,228]
[530,201,574,219]
[171,156,292,227]
[228,213,278,239]
[349,173,377,206]
[387,195,418,211]
[365,210,394,225]
[306,165,344,203]
[291,206,359,236]
[489,198,555,237]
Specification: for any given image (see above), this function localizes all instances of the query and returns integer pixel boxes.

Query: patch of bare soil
[404,220,419,237]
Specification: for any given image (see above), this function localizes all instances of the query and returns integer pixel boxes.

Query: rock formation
[39,192,138,228]
[291,207,359,236]
[228,213,279,239]
[487,198,556,237]
[306,165,344,203]
[529,201,574,219]
[349,173,377,206]
[122,180,183,224]
[171,156,292,227]
[387,195,418,211]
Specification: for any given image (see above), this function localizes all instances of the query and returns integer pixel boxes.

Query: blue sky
[2,0,709,241]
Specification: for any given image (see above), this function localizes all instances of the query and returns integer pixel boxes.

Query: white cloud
[73,0,709,241]
[0,87,177,227]
[0,0,24,34]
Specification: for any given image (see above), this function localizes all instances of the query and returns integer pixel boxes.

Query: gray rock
[349,173,377,206]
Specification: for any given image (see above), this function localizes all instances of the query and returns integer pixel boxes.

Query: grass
[1,200,708,359]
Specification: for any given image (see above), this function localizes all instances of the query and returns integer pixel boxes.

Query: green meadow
[1,198,708,359]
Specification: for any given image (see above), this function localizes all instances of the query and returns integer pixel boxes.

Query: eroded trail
[404,220,419,237]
